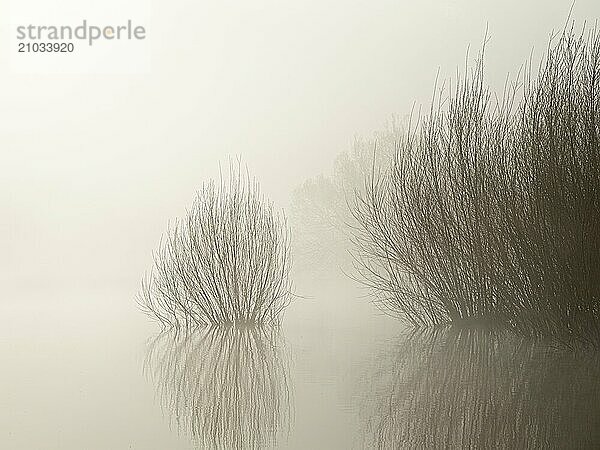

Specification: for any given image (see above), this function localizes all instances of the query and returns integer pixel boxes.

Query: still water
[2,279,600,449]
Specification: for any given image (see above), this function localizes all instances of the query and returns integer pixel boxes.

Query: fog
[3,0,598,289]
[2,1,600,448]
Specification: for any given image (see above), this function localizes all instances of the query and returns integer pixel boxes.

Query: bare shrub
[352,25,600,340]
[138,163,292,328]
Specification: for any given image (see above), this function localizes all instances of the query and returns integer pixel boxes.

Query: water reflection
[144,325,293,449]
[363,328,600,449]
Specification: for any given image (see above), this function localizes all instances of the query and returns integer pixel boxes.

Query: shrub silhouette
[139,164,292,328]
[352,26,600,341]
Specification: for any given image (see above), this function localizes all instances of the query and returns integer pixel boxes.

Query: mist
[2,1,600,448]
[3,1,597,290]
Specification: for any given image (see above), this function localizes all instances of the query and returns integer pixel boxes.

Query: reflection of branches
[363,328,600,449]
[144,325,293,449]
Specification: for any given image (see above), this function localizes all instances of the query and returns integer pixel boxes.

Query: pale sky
[1,0,599,290]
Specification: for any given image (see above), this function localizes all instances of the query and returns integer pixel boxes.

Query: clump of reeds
[352,25,600,340]
[138,163,293,328]
[144,325,293,449]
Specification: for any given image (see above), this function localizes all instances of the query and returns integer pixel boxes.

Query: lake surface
[3,278,600,449]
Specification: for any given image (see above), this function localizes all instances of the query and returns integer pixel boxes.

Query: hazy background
[2,0,598,291]
[3,2,600,449]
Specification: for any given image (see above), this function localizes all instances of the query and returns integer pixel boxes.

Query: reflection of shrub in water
[363,328,600,449]
[144,325,293,450]
[351,27,600,341]
[138,163,292,328]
